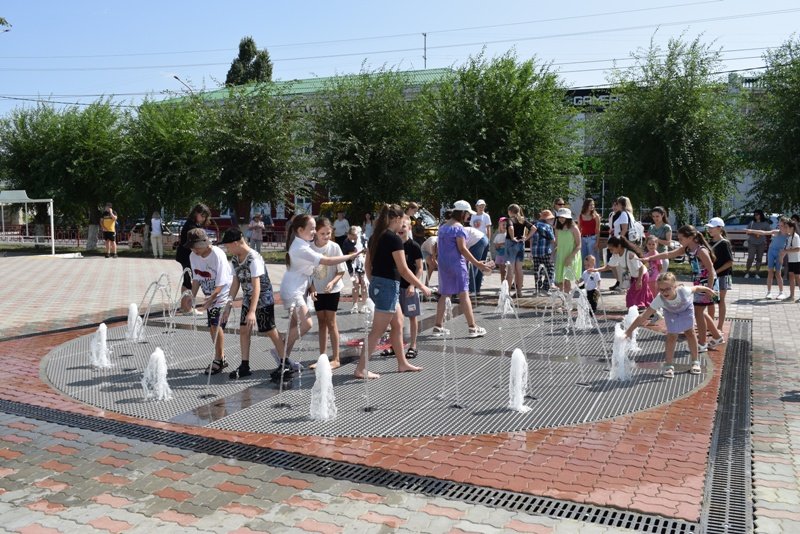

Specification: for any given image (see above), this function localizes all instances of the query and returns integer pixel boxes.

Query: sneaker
[609,282,620,291]
[765,291,776,300]
[755,274,760,279]
[229,364,252,379]
[432,326,450,336]
[776,292,788,301]
[270,349,301,371]
[467,326,487,338]
[270,366,296,382]
[708,335,725,348]
[744,273,750,279]
[662,365,675,379]
[698,343,708,353]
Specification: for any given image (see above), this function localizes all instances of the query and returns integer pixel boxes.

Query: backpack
[627,215,645,243]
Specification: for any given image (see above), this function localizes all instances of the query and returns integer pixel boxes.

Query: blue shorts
[767,248,782,270]
[369,276,399,313]
[505,241,525,263]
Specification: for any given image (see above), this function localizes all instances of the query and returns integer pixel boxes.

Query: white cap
[453,200,476,215]
[705,217,725,228]
[475,199,486,206]
[556,208,573,219]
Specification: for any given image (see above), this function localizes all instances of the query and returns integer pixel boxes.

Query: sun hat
[705,217,725,228]
[556,208,573,219]
[539,209,555,220]
[220,228,244,244]
[452,200,476,215]
[475,199,486,206]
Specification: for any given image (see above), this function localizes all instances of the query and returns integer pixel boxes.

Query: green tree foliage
[225,36,273,87]
[593,36,743,219]
[119,99,208,218]
[423,52,577,216]
[199,86,310,222]
[309,68,427,216]
[745,37,800,211]
[0,17,10,27]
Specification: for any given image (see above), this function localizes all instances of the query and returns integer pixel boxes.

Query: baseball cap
[185,228,210,249]
[475,199,486,206]
[452,200,476,215]
[705,217,725,228]
[220,228,244,244]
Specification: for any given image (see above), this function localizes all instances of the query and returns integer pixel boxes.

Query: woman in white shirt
[150,211,163,259]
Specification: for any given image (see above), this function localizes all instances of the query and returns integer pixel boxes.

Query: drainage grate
[0,398,697,533]
[700,319,753,534]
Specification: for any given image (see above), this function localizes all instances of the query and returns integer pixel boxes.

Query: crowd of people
[169,197,800,383]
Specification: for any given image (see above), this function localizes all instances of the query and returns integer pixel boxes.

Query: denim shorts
[505,240,525,263]
[717,274,733,291]
[369,275,400,313]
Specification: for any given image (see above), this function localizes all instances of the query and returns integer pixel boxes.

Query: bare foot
[397,363,423,373]
[330,360,341,369]
[354,370,380,379]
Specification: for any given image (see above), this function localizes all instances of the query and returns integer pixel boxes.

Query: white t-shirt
[151,218,162,236]
[287,238,323,276]
[612,211,631,238]
[786,232,800,263]
[463,226,486,248]
[471,212,492,236]
[190,245,233,308]
[608,250,646,277]
[332,218,350,238]
[581,270,601,291]
[650,285,693,312]
[311,241,346,293]
[421,236,438,255]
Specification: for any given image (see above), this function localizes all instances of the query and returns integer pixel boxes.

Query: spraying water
[495,280,515,317]
[310,354,337,421]
[142,347,172,401]
[125,303,144,342]
[508,349,532,412]
[90,323,112,369]
[609,323,636,381]
[623,306,642,353]
[573,289,592,331]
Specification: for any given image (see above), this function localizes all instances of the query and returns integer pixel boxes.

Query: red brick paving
[340,489,384,504]
[154,510,199,526]
[0,321,730,522]
[17,525,64,534]
[87,516,133,533]
[152,468,191,481]
[294,518,343,534]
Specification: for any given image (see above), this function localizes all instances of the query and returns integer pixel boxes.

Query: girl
[746,217,790,299]
[176,203,211,314]
[493,218,508,283]
[341,225,368,313]
[397,216,424,359]
[310,218,347,369]
[578,198,601,261]
[706,218,734,329]
[420,235,438,286]
[280,215,362,380]
[150,211,164,259]
[432,200,493,338]
[643,235,665,297]
[625,272,718,378]
[744,210,771,279]
[615,196,638,247]
[778,218,800,302]
[645,225,725,351]
[591,236,653,309]
[355,204,431,379]
[554,208,582,292]
[363,212,375,239]
[505,204,532,298]
[649,207,673,271]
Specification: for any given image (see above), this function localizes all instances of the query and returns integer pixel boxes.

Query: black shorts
[207,306,227,328]
[788,262,800,275]
[313,292,341,312]
[102,231,116,241]
[240,305,276,332]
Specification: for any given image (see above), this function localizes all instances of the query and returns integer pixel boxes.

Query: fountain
[623,306,642,353]
[142,347,172,401]
[309,354,337,421]
[125,303,144,342]
[508,348,532,412]
[609,323,636,381]
[90,323,112,369]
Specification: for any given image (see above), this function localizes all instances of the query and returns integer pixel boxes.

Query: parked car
[129,221,180,250]
[718,213,780,250]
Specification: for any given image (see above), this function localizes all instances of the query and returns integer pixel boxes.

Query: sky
[0,0,798,116]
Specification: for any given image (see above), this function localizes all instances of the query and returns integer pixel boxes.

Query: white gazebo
[0,189,55,255]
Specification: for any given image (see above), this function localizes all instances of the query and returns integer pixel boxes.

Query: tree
[593,35,743,219]
[0,17,10,27]
[745,37,800,211]
[199,85,310,223]
[309,68,427,216]
[225,36,273,87]
[423,52,578,216]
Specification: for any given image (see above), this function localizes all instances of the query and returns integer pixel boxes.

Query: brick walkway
[1,255,799,532]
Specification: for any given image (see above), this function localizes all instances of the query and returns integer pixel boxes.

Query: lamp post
[173,75,194,94]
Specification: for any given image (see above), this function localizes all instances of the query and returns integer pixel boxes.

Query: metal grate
[700,319,753,534]
[0,398,697,533]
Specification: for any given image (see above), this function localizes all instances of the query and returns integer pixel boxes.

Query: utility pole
[173,75,194,95]
[422,33,427,69]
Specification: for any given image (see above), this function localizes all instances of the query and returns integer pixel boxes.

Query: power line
[0,0,722,60]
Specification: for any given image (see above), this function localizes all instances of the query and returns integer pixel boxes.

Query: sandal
[380,347,395,357]
[690,360,702,375]
[204,359,228,375]
[662,365,675,379]
[405,347,418,359]
[467,326,487,338]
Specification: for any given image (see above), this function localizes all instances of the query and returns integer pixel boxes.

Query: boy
[531,210,556,291]
[187,228,233,375]
[580,255,601,314]
[219,228,287,379]
[100,207,118,258]
[398,216,424,359]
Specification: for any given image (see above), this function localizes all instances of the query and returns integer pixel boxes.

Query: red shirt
[578,215,598,236]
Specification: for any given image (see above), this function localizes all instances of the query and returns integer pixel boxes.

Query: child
[625,272,717,378]
[645,225,724,352]
[100,207,118,258]
[706,218,734,329]
[531,210,556,292]
[493,218,508,283]
[310,217,347,369]
[778,218,800,303]
[341,225,367,313]
[186,228,233,375]
[591,236,653,310]
[280,215,362,381]
[432,200,493,338]
[421,235,438,287]
[580,255,601,314]
[505,204,532,298]
[218,228,286,379]
[398,215,424,359]
[747,217,790,299]
[643,235,665,323]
